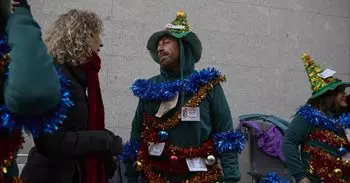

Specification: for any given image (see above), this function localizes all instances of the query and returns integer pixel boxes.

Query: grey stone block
[113,0,271,35]
[42,0,113,20]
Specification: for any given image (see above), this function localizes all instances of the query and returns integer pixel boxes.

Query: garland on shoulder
[297,104,350,131]
[131,67,224,101]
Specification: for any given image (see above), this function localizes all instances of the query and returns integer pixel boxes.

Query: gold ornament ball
[333,168,342,178]
[176,10,186,18]
[133,161,143,172]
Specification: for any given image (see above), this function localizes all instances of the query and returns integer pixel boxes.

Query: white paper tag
[155,93,179,118]
[342,129,350,161]
[148,143,165,156]
[186,158,208,172]
[342,153,350,161]
[181,107,200,121]
[165,23,185,30]
[317,68,336,79]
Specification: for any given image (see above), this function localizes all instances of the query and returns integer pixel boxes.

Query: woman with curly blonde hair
[21,9,123,183]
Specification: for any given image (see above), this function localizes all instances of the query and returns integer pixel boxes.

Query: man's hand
[298,177,311,183]
[11,0,29,11]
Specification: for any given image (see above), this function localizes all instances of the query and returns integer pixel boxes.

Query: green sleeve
[283,115,312,182]
[210,84,240,182]
[4,7,60,116]
[125,100,144,183]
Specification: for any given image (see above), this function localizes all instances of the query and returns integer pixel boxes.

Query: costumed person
[20,9,123,183]
[120,11,245,183]
[283,53,350,183]
[0,0,75,181]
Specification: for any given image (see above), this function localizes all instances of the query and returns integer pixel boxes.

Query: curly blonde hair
[45,9,103,65]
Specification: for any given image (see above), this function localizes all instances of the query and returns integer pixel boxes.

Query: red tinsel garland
[309,130,350,150]
[142,113,217,159]
[0,54,9,72]
[137,142,221,183]
[0,177,24,183]
[304,145,350,183]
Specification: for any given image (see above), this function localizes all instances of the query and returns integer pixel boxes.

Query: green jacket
[125,39,240,183]
[283,115,347,182]
[1,6,61,178]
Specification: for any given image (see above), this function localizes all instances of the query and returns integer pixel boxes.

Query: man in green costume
[123,11,243,183]
[283,53,350,183]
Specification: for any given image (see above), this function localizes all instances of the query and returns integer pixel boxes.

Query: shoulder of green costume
[291,114,310,124]
[0,66,75,137]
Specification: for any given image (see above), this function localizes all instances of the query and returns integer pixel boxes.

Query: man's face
[157,36,180,69]
[335,85,350,108]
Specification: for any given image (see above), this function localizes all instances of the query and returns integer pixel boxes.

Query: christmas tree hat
[301,53,350,99]
[147,10,202,63]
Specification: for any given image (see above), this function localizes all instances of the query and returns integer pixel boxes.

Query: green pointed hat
[146,10,202,63]
[301,53,350,99]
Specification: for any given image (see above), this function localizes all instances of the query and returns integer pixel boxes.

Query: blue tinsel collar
[131,67,223,101]
[296,104,350,131]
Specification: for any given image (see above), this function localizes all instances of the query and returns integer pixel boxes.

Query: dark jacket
[20,64,123,183]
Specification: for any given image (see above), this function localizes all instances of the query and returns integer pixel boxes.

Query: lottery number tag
[181,107,200,121]
[186,158,208,172]
[148,143,165,156]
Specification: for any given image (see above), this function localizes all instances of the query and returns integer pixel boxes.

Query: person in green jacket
[0,0,73,181]
[120,11,245,183]
[283,53,350,183]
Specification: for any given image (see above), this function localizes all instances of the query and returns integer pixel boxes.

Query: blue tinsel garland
[297,104,350,131]
[118,130,246,160]
[213,130,246,154]
[118,140,139,161]
[0,36,74,137]
[259,172,290,183]
[131,67,223,101]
